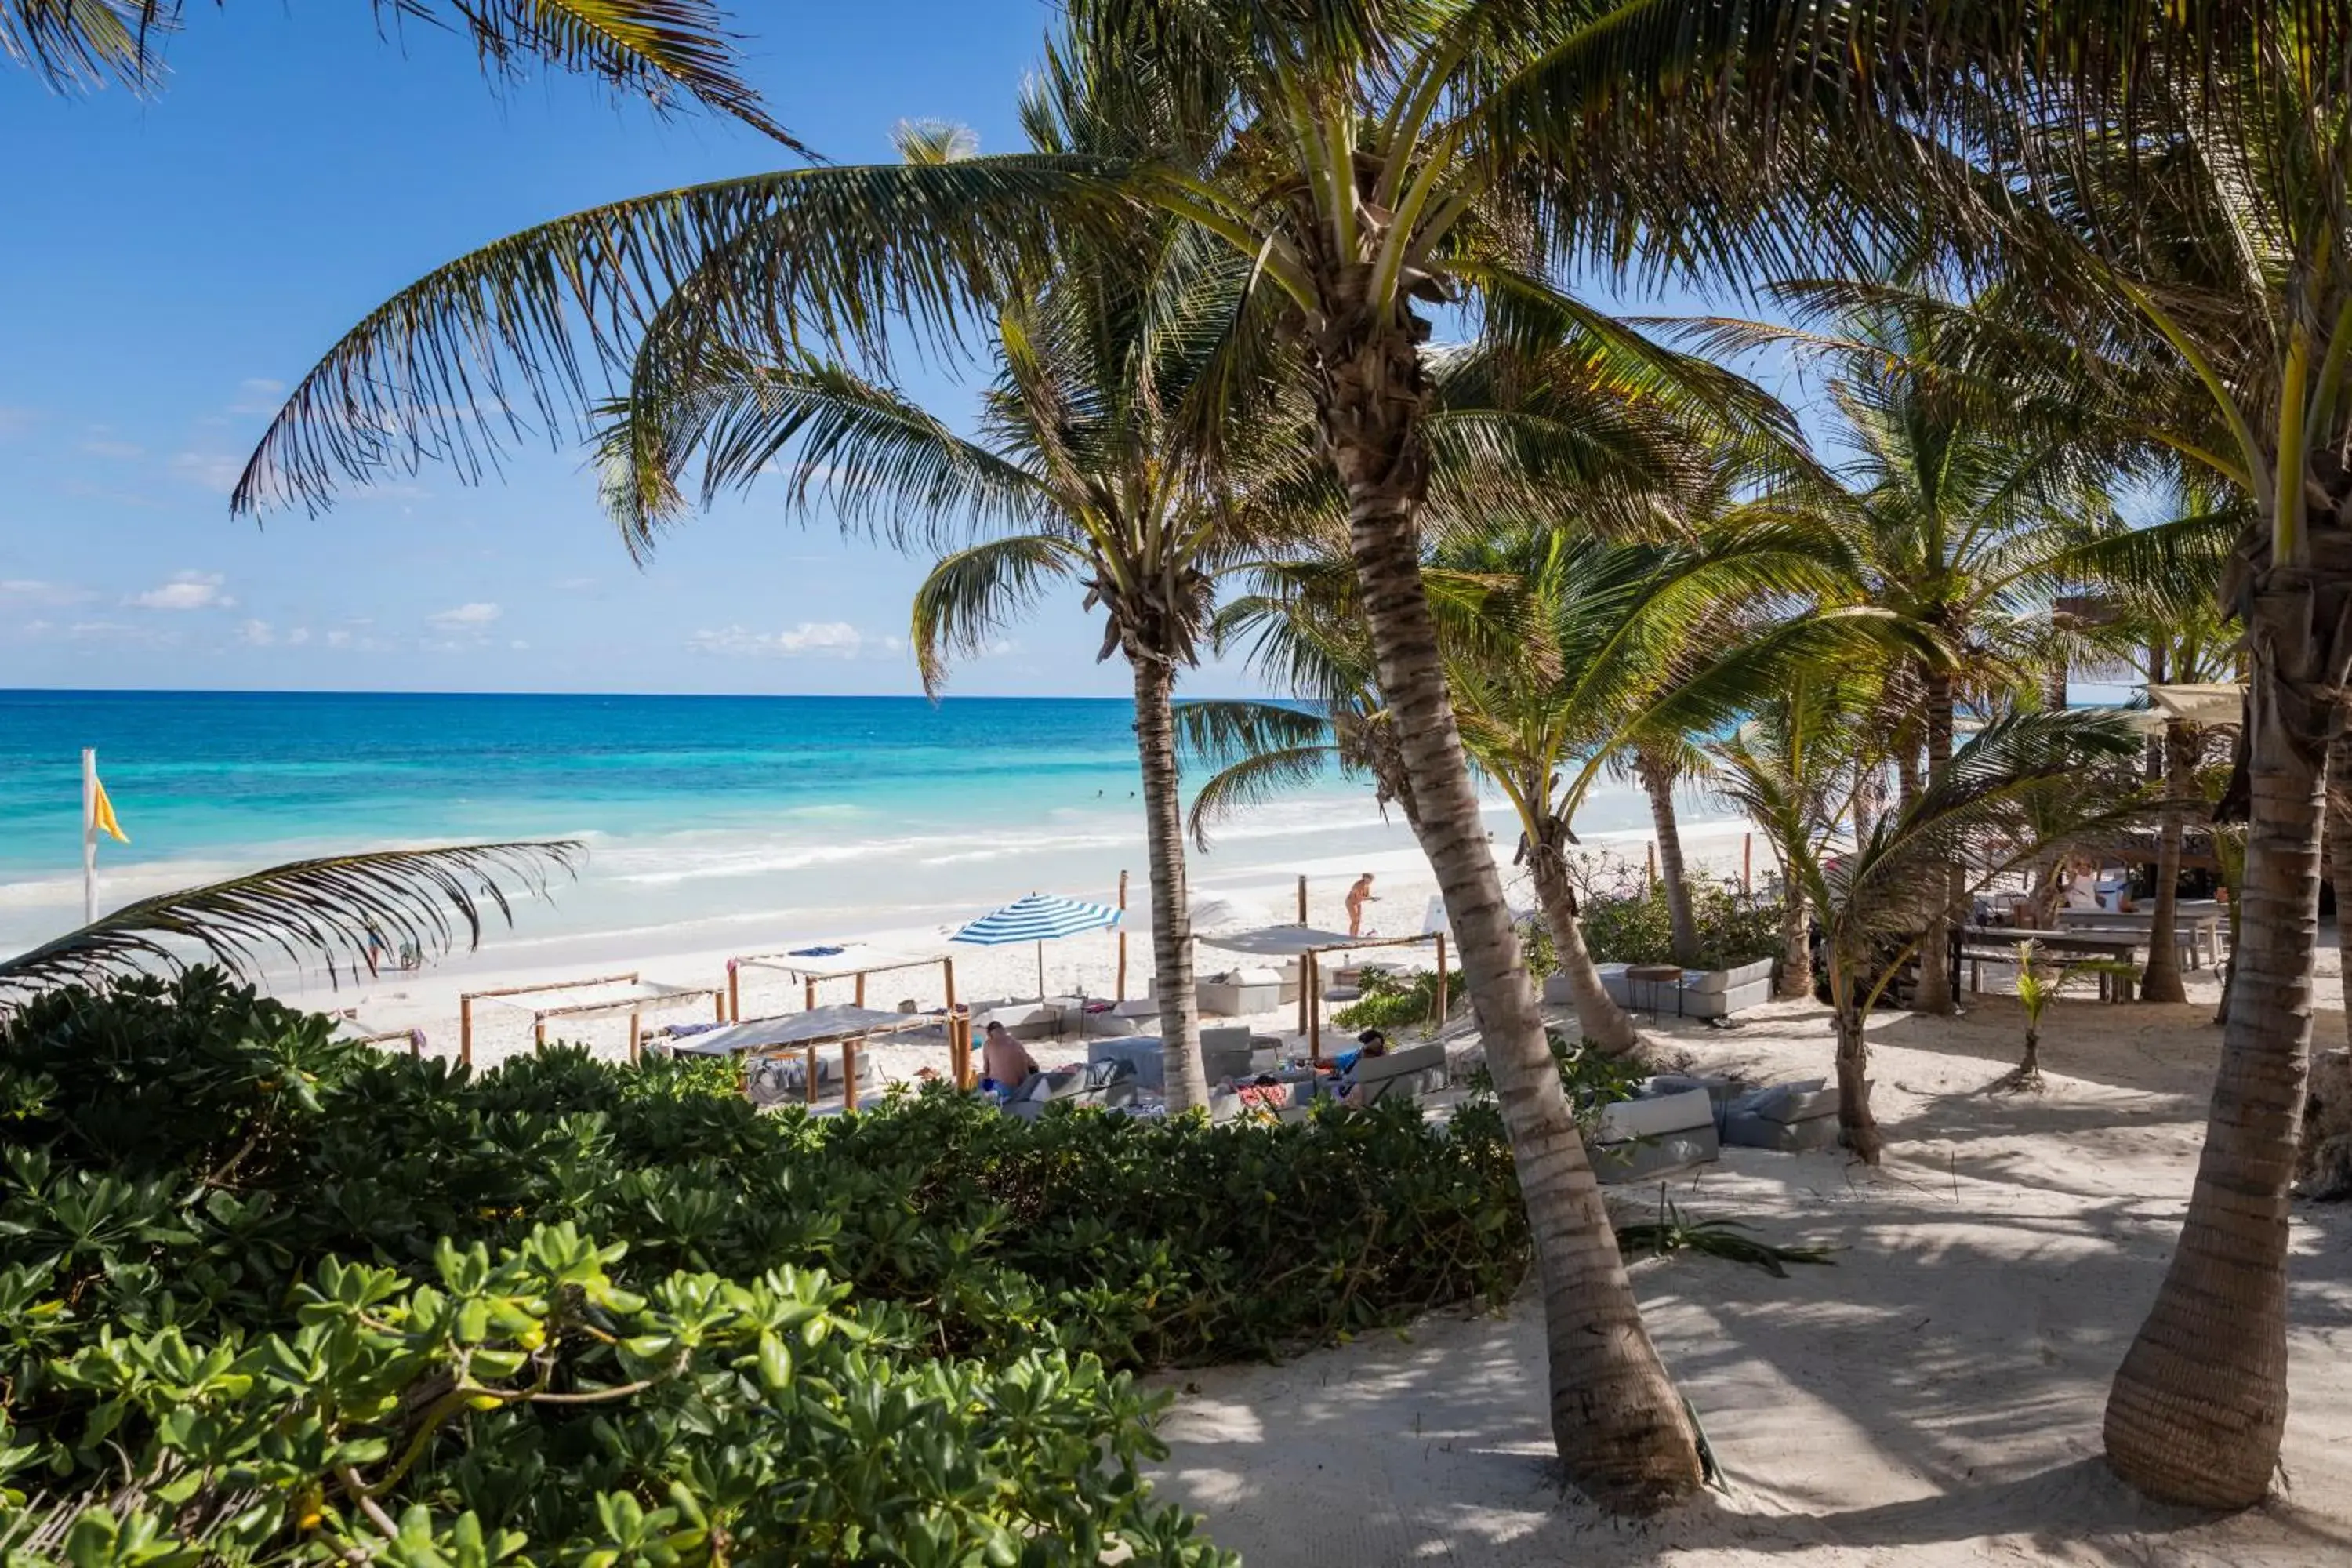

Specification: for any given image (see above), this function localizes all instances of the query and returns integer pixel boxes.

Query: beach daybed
[1588,1079,1722,1183]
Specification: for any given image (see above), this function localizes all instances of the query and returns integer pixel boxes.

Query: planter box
[1599,959,1773,1021]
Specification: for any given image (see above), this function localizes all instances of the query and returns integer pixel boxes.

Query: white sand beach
[1146,952,2352,1566]
[302,818,1766,1076]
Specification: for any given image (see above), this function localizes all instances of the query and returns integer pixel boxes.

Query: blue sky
[0,5,1848,701]
[0,2,1198,697]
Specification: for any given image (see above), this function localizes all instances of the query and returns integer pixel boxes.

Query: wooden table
[2056,902,2226,970]
[1955,927,2143,1003]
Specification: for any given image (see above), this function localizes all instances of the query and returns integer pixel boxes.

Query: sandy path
[1149,975,2352,1566]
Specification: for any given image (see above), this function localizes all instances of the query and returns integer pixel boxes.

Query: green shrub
[1330,965,1461,1033]
[1580,883,1783,971]
[0,971,1529,1561]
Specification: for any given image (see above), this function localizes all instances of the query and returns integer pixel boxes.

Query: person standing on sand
[1346,872,1379,937]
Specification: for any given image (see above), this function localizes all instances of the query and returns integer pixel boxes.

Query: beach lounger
[1588,1081,1721,1183]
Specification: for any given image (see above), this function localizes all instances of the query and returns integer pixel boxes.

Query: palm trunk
[1828,948,1882,1163]
[2330,729,2352,1058]
[1639,755,1701,967]
[1777,888,1812,1000]
[1131,655,1207,1112]
[1913,668,1958,1013]
[2140,717,2194,1004]
[2104,524,2352,1509]
[1316,301,1700,1513]
[1528,829,1642,1056]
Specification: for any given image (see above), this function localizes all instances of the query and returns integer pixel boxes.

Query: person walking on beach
[1345,872,1379,937]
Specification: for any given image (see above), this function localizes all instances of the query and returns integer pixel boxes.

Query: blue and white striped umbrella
[953,892,1122,946]
[953,892,1123,1001]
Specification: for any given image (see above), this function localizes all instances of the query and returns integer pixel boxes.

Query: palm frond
[9,2,801,149]
[1173,698,1332,766]
[1185,743,1340,851]
[909,535,1085,693]
[0,841,582,1004]
[231,155,1127,517]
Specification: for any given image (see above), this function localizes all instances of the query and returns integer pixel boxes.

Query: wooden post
[728,961,740,1022]
[804,977,818,1011]
[1297,950,1311,1036]
[855,971,867,1008]
[627,1011,642,1066]
[951,1010,971,1090]
[843,1038,860,1112]
[1646,840,1658,885]
[1297,874,1308,924]
[1435,933,1449,1024]
[715,991,728,1022]
[1742,833,1753,895]
[1308,951,1323,1063]
[459,996,474,1069]
[804,1044,819,1106]
[532,1016,547,1052]
[1116,869,1130,1001]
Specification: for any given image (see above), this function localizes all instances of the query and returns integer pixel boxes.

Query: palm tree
[0,843,579,1004]
[209,0,2049,1515]
[1694,284,2125,1014]
[1719,710,2142,1160]
[1707,671,1878,1003]
[592,122,1312,1112]
[4,0,802,149]
[1921,11,2352,1503]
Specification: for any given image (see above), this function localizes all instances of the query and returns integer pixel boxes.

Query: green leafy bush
[0,971,1529,1562]
[1330,965,1461,1033]
[1580,883,1783,971]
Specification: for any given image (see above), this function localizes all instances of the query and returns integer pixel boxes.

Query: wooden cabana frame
[672,1004,981,1108]
[1200,927,1450,1063]
[724,946,957,1021]
[458,972,726,1067]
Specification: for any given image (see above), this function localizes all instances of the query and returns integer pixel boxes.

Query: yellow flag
[90,773,129,844]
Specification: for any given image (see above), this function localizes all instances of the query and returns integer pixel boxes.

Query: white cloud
[428,601,501,629]
[80,438,143,460]
[0,578,89,606]
[0,406,34,437]
[170,452,243,493]
[287,626,311,646]
[326,630,352,648]
[227,377,288,415]
[235,619,275,646]
[688,622,904,660]
[509,639,529,650]
[129,571,233,612]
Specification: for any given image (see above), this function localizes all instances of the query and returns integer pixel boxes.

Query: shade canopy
[670,1003,927,1056]
[952,893,1122,946]
[2147,683,2246,728]
[1198,924,1362,957]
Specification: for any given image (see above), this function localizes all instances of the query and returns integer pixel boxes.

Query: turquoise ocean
[0,690,1671,967]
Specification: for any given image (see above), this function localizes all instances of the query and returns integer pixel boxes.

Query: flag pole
[81,747,98,924]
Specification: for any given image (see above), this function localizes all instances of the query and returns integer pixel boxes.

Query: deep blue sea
[2,690,1650,964]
